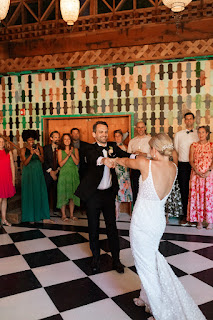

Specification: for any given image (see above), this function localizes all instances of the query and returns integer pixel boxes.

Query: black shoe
[91,257,100,274]
[113,261,124,274]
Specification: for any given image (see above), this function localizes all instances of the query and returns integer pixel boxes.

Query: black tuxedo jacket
[78,140,90,179]
[43,144,56,173]
[75,141,130,202]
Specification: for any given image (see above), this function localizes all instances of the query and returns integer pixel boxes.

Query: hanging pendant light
[162,0,192,12]
[60,0,80,26]
[0,0,10,22]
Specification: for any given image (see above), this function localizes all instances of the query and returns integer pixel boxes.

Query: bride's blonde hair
[149,133,173,157]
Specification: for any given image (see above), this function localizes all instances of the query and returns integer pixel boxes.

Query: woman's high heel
[1,220,12,226]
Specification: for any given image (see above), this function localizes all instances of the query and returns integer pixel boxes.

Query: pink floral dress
[187,142,213,223]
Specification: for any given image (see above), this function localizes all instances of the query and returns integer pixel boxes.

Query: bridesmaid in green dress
[21,130,53,223]
[57,133,80,221]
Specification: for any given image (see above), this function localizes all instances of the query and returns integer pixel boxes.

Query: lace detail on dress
[138,160,161,202]
[138,160,177,204]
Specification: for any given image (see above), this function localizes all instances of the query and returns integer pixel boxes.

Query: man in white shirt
[127,121,151,204]
[174,112,199,225]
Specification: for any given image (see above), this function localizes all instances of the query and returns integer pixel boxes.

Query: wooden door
[43,114,132,145]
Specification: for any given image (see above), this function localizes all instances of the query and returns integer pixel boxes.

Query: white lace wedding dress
[130,161,206,320]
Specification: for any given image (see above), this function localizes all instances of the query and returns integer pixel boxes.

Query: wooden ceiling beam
[5,17,213,59]
[40,0,55,22]
[79,0,90,16]
[102,0,113,12]
[115,0,128,12]
[90,0,97,16]
[23,2,39,22]
[7,2,22,26]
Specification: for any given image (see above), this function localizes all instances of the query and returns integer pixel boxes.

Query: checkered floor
[0,214,213,320]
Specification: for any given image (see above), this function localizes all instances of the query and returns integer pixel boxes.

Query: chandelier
[162,0,192,12]
[0,0,10,22]
[60,0,80,26]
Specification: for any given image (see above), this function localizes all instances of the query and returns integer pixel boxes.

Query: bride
[115,133,206,320]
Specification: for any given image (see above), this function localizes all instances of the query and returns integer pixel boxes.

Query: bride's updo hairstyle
[149,133,174,157]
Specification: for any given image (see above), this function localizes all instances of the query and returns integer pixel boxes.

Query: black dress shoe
[113,261,124,274]
[91,257,100,274]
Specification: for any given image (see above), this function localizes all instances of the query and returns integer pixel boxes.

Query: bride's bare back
[142,160,176,200]
[116,157,176,201]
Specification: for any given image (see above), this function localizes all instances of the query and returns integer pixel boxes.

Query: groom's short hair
[93,121,108,133]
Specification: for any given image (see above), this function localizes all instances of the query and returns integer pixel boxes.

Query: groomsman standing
[127,121,151,204]
[70,128,89,180]
[174,112,199,225]
[43,131,60,215]
[75,121,135,274]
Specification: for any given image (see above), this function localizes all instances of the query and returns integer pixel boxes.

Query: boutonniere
[108,146,114,157]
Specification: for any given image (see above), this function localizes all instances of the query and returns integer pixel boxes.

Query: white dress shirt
[97,149,112,190]
[97,144,136,190]
[174,129,199,162]
[127,135,151,156]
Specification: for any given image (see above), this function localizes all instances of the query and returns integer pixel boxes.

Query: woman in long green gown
[21,130,53,223]
[57,133,80,221]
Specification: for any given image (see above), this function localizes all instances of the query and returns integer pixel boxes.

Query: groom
[75,121,134,274]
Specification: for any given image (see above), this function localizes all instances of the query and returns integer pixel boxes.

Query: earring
[153,154,156,158]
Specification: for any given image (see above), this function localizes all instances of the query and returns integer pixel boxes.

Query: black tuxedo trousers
[177,161,191,217]
[86,187,120,262]
[44,172,58,212]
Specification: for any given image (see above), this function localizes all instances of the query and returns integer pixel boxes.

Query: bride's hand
[110,158,117,168]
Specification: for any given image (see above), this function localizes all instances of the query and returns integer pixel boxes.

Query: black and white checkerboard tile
[0,217,213,320]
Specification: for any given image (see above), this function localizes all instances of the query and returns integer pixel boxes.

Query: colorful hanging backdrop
[0,58,213,147]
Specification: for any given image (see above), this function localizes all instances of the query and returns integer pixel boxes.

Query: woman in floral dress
[114,130,133,220]
[187,126,213,230]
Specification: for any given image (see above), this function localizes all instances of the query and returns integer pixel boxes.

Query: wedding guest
[21,130,53,224]
[70,127,90,215]
[115,133,206,320]
[0,137,15,226]
[165,150,183,222]
[70,128,90,180]
[43,131,60,216]
[57,133,80,221]
[187,126,213,230]
[114,129,132,220]
[127,121,151,204]
[174,112,199,225]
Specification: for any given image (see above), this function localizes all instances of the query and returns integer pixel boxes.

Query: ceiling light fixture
[60,0,80,26]
[0,0,10,23]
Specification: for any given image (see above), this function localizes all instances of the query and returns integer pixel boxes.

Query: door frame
[41,112,135,146]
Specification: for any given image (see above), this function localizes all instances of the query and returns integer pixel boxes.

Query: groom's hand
[103,157,115,168]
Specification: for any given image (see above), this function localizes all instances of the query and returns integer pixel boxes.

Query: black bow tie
[186,130,193,134]
[99,145,109,151]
